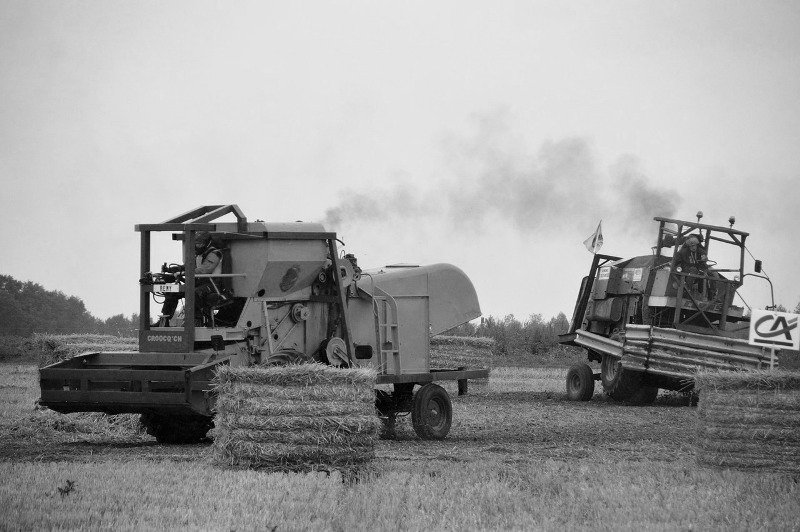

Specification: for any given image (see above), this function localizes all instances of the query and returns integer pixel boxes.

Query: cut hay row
[212,363,379,471]
[430,335,495,370]
[694,369,800,474]
[29,333,137,367]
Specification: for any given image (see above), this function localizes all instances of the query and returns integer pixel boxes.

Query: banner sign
[749,309,800,350]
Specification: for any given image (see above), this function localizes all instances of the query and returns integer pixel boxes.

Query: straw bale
[697,437,800,453]
[694,369,800,393]
[212,363,380,471]
[214,382,375,403]
[696,452,800,473]
[215,413,382,434]
[699,391,800,411]
[697,406,800,426]
[215,396,377,417]
[430,335,495,369]
[218,427,378,446]
[214,363,377,387]
[695,369,800,474]
[698,424,800,442]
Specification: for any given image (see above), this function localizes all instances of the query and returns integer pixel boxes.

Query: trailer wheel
[565,364,595,401]
[411,384,452,440]
[600,354,642,401]
[628,385,659,404]
[140,413,213,444]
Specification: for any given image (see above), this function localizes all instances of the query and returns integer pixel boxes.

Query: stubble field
[1,362,798,531]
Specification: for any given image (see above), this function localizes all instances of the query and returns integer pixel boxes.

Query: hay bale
[211,363,380,472]
[695,369,800,474]
[430,335,495,369]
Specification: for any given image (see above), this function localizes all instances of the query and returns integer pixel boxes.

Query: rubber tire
[566,364,595,401]
[140,413,213,444]
[411,384,452,440]
[628,385,659,404]
[600,354,642,401]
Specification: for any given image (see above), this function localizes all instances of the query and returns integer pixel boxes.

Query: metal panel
[376,368,490,385]
[573,329,623,358]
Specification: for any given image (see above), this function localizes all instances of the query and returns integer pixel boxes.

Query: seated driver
[156,231,222,326]
[675,235,722,301]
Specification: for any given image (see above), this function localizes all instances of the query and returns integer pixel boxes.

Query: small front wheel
[566,363,595,401]
[411,384,452,440]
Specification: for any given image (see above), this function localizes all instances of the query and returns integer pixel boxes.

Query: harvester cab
[39,205,490,443]
[560,214,775,403]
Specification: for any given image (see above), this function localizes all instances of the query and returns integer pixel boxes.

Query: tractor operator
[675,235,722,302]
[156,231,223,326]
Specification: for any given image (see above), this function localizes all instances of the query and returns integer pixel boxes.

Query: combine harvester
[560,213,778,403]
[39,205,488,442]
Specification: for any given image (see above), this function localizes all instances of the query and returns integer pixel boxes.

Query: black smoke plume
[322,111,680,236]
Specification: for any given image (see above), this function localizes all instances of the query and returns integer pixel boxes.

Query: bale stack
[430,336,495,369]
[211,363,381,471]
[695,370,800,474]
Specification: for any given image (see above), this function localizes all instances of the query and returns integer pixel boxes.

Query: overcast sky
[2,1,799,323]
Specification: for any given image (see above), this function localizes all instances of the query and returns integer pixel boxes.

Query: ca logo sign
[749,309,800,350]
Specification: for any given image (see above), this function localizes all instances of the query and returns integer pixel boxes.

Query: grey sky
[2,1,799,321]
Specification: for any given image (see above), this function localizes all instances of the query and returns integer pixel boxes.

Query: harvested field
[3,334,800,529]
[1,362,799,530]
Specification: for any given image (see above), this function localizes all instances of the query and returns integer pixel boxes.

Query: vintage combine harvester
[560,213,776,403]
[39,205,489,442]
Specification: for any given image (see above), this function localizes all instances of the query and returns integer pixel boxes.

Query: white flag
[583,221,603,254]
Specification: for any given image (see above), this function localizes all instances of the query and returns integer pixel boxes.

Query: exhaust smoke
[322,112,681,239]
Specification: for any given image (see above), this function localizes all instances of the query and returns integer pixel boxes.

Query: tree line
[0,275,138,337]
[2,272,798,357]
[444,312,572,356]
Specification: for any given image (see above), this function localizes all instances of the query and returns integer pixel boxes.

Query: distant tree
[99,314,138,336]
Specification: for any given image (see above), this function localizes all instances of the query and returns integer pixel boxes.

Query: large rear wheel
[600,354,642,401]
[411,384,452,440]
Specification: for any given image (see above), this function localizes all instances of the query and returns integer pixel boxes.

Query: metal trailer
[559,214,775,402]
[39,205,489,442]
